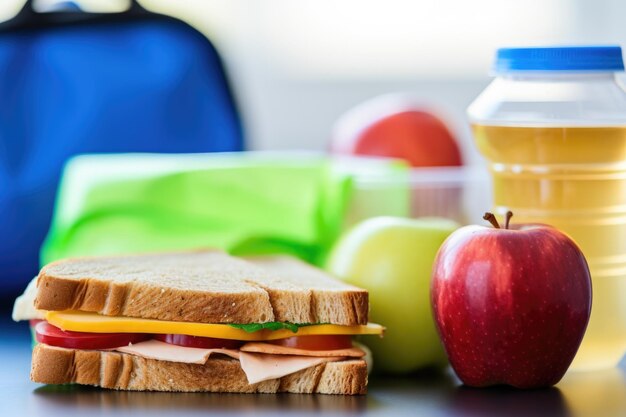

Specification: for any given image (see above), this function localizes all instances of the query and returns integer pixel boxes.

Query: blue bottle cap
[494,46,624,73]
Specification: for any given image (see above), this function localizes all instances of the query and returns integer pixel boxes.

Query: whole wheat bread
[31,343,367,395]
[34,250,368,325]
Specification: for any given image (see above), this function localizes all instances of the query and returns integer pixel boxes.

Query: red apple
[430,212,591,389]
[331,97,463,167]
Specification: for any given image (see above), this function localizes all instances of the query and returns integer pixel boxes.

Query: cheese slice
[46,311,385,341]
[240,342,365,358]
[116,340,239,364]
[113,340,343,384]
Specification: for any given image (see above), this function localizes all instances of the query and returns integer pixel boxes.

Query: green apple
[327,216,458,373]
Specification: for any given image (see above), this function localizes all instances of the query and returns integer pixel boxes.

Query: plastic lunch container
[340,157,490,227]
[468,46,626,370]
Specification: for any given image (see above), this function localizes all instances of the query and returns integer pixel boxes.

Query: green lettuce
[228,322,310,333]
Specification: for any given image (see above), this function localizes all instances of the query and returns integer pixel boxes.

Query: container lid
[494,46,625,73]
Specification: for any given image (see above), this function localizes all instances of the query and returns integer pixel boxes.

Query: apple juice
[472,124,626,370]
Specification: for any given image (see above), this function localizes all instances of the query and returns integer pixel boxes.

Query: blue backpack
[0,1,244,295]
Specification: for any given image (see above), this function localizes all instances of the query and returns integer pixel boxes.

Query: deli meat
[114,340,347,383]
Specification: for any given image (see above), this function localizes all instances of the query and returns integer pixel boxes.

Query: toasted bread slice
[34,250,368,325]
[244,256,368,325]
[31,344,368,395]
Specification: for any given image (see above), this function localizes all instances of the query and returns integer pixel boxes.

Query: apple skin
[431,224,592,388]
[328,216,458,373]
[331,109,463,167]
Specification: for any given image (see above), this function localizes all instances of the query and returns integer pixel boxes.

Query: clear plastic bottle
[468,46,626,371]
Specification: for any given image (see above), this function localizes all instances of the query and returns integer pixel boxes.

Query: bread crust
[34,251,368,325]
[31,344,368,395]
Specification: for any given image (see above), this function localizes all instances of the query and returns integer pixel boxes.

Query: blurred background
[2,0,626,308]
[3,0,626,160]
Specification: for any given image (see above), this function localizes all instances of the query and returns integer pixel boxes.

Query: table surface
[1,318,624,417]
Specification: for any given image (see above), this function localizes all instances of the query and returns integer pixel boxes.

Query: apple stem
[483,212,500,229]
[504,211,513,230]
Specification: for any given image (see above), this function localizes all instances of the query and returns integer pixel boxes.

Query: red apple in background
[330,96,463,167]
[430,212,591,389]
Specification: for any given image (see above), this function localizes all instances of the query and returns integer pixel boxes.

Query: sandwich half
[14,250,384,395]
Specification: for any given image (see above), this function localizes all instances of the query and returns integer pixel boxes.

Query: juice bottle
[468,46,626,371]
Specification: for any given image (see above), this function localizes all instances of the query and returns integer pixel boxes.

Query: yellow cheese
[45,311,385,341]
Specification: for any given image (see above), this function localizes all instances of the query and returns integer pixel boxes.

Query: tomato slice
[269,335,353,350]
[154,334,243,349]
[29,319,44,328]
[35,321,151,350]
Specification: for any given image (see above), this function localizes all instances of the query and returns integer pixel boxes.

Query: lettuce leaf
[228,322,304,333]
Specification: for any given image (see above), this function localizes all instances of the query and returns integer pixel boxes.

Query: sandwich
[13,250,384,395]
